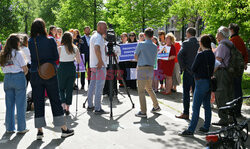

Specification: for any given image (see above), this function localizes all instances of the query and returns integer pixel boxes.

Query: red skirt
[158,59,175,77]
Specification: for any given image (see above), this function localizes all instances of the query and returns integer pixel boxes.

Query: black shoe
[171,89,177,93]
[81,86,85,90]
[65,111,70,116]
[73,86,78,90]
[151,107,161,113]
[135,111,147,118]
[37,131,44,140]
[94,109,109,115]
[198,127,209,133]
[61,128,74,138]
[87,106,95,112]
[178,130,194,136]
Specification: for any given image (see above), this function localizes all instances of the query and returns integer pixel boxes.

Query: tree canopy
[0,0,249,43]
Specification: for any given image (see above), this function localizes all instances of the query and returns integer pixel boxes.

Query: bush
[242,73,250,105]
[0,68,4,82]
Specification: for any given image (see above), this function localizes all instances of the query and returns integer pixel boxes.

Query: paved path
[0,81,249,149]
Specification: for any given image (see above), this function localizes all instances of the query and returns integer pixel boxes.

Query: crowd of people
[0,17,248,141]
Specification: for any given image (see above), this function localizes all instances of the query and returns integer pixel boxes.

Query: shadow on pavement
[88,109,133,132]
[44,113,82,133]
[133,114,167,136]
[0,132,26,149]
[43,138,64,149]
[27,140,44,149]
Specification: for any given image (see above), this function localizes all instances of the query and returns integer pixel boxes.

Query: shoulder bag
[34,38,56,80]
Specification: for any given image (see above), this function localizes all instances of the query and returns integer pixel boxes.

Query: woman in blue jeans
[179,35,215,136]
[0,34,29,133]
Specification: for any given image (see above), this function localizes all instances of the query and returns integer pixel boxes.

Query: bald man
[87,21,108,114]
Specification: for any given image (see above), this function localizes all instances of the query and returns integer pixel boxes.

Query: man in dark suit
[176,27,199,120]
[80,26,91,90]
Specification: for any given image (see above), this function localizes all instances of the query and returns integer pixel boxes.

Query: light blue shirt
[135,40,157,66]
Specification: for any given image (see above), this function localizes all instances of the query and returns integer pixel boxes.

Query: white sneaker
[17,129,29,134]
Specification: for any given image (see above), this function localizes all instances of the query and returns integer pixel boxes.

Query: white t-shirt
[89,32,107,68]
[59,45,78,62]
[1,50,26,73]
[20,46,31,64]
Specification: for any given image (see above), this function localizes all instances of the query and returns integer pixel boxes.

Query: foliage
[105,0,170,35]
[0,68,4,82]
[54,0,104,34]
[39,0,60,27]
[169,0,202,29]
[0,0,19,41]
[199,0,249,42]
[242,73,250,105]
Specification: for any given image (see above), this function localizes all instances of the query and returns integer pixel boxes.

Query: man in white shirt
[87,21,108,114]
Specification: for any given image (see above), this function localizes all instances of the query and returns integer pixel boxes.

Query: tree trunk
[142,0,145,32]
[94,0,97,30]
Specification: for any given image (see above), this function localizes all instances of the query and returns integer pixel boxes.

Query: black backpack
[221,42,244,78]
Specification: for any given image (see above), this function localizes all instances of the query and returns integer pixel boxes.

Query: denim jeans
[30,72,65,128]
[4,72,27,131]
[182,71,195,115]
[188,79,211,133]
[87,67,107,111]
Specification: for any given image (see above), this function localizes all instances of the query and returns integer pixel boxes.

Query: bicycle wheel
[234,140,246,149]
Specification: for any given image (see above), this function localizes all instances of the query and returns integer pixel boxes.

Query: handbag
[34,38,56,80]
[206,53,217,92]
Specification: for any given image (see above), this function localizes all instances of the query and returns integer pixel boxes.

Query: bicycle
[205,96,250,149]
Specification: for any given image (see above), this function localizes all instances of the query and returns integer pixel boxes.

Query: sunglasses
[130,35,135,37]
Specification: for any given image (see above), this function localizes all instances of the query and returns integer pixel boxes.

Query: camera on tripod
[106,24,116,45]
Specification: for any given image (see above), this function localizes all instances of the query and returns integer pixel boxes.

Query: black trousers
[103,64,118,96]
[30,72,64,128]
[81,54,90,88]
[234,75,243,116]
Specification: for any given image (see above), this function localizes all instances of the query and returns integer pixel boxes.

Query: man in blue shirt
[134,27,161,118]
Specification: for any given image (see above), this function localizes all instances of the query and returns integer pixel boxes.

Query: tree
[12,0,40,34]
[199,0,249,42]
[0,0,19,41]
[39,0,60,26]
[105,0,170,35]
[54,0,104,34]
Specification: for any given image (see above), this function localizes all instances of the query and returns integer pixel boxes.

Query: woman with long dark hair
[28,18,74,140]
[179,35,215,136]
[58,32,81,115]
[0,34,28,133]
[48,25,57,38]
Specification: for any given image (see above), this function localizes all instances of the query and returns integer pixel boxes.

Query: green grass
[0,68,4,82]
[242,73,250,105]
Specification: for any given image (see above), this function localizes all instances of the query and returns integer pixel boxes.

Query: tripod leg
[76,65,79,112]
[113,55,135,108]
[83,98,88,108]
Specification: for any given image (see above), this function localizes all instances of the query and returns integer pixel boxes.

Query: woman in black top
[126,32,137,89]
[180,35,215,136]
[28,18,74,140]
